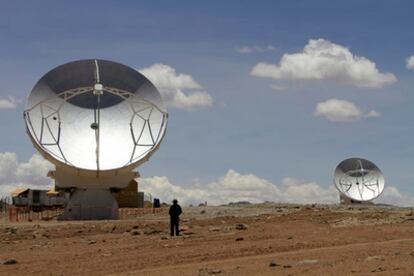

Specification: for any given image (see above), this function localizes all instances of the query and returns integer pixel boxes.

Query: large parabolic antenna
[334,158,384,202]
[24,59,168,219]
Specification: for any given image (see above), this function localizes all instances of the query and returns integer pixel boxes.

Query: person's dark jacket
[169,204,182,219]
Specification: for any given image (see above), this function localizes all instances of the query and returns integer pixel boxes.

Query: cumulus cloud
[269,84,288,91]
[364,110,381,118]
[314,98,381,122]
[1,154,412,208]
[140,64,213,111]
[237,45,276,54]
[251,38,396,88]
[140,169,339,206]
[141,170,413,207]
[406,55,414,70]
[373,186,414,207]
[0,152,54,198]
[0,96,18,110]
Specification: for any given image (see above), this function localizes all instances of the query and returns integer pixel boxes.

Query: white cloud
[140,64,213,111]
[364,110,381,118]
[1,154,412,208]
[373,186,414,207]
[0,96,18,110]
[406,55,414,70]
[0,152,54,198]
[141,170,414,207]
[269,84,288,91]
[251,38,396,88]
[314,98,381,122]
[140,169,339,206]
[237,45,276,54]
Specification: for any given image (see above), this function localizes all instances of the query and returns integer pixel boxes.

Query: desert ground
[0,203,413,276]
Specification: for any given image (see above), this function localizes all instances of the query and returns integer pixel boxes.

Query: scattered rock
[365,255,384,262]
[269,260,279,267]
[161,236,169,240]
[198,268,222,275]
[235,237,244,241]
[32,231,42,239]
[235,224,248,230]
[1,259,18,265]
[287,236,293,240]
[143,229,160,235]
[88,240,97,245]
[299,259,319,265]
[6,228,17,235]
[371,267,386,272]
[102,253,112,257]
[208,226,221,232]
[131,230,140,236]
[200,210,206,214]
[101,224,117,233]
[132,225,139,229]
[283,265,292,268]
[180,225,190,232]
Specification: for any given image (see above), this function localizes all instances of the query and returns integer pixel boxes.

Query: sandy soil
[0,203,413,275]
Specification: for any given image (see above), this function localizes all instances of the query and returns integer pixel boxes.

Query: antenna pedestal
[49,167,139,220]
[59,188,119,220]
[339,194,374,205]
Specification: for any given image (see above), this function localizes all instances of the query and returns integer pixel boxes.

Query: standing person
[169,199,182,236]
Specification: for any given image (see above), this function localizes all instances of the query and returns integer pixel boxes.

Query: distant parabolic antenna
[334,158,384,202]
[24,59,168,219]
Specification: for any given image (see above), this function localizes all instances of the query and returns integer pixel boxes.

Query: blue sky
[0,1,413,205]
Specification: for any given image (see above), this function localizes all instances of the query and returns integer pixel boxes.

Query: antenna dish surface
[24,59,168,172]
[334,158,384,202]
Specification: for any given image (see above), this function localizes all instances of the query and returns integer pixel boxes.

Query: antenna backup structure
[24,59,168,220]
[334,158,384,204]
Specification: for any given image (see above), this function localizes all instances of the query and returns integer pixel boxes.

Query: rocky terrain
[0,203,413,275]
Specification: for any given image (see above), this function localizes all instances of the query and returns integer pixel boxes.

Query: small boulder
[235,224,248,230]
[299,259,319,265]
[1,259,17,265]
[131,230,140,236]
[365,255,384,262]
[180,225,190,232]
[269,260,279,267]
[208,226,221,232]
